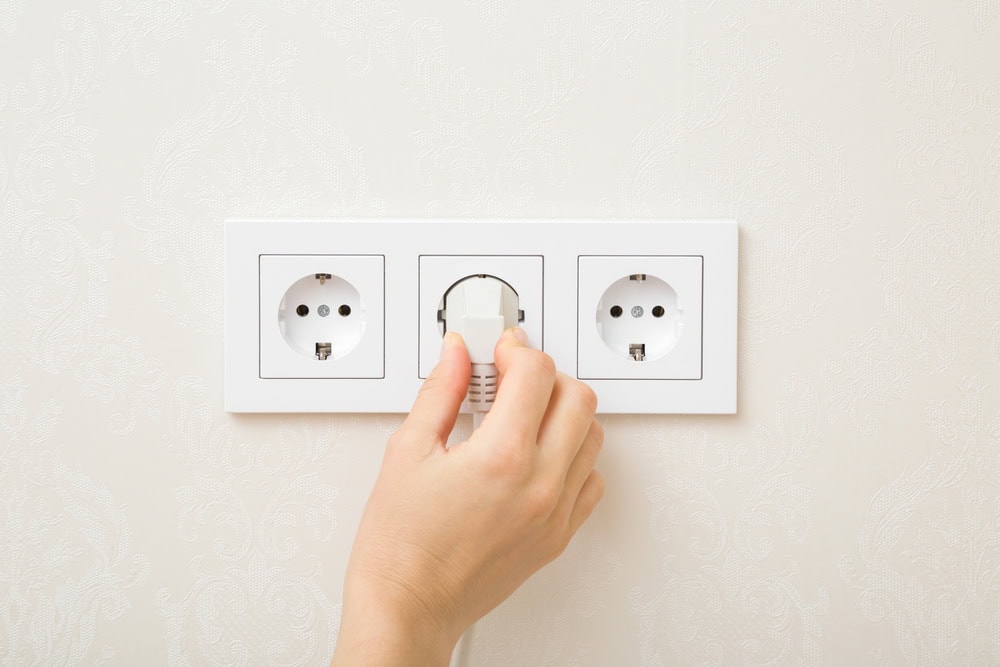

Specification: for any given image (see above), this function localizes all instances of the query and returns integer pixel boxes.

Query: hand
[331,329,605,666]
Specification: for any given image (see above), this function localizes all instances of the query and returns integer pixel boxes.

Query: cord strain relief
[468,363,498,412]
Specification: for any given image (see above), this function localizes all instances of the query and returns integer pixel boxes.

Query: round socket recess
[279,273,365,360]
[596,274,682,361]
[437,274,522,336]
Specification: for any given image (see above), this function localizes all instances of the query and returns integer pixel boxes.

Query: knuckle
[525,482,559,519]
[521,349,557,379]
[591,470,607,499]
[480,440,531,478]
[416,374,450,402]
[485,453,519,480]
[418,369,444,392]
[571,381,599,413]
[382,432,410,463]
[590,419,605,447]
[545,526,573,561]
[385,431,406,451]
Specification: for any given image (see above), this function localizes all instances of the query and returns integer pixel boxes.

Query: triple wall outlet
[225,220,737,414]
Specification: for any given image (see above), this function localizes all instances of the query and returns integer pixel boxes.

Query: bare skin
[331,328,605,666]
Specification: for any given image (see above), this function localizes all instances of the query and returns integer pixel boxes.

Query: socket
[279,273,365,361]
[224,220,736,414]
[577,256,702,380]
[597,273,682,362]
[418,255,543,378]
[258,254,384,379]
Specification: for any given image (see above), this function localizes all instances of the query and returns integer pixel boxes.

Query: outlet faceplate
[225,219,737,414]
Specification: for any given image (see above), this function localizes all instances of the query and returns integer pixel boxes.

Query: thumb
[397,332,471,457]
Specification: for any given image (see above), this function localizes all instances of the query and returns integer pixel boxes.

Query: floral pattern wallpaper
[1,1,998,665]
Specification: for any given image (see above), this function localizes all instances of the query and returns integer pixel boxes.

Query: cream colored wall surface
[2,1,999,665]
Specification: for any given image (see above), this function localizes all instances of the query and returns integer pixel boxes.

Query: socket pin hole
[652,305,665,318]
[338,304,352,317]
[296,304,309,317]
[610,305,623,318]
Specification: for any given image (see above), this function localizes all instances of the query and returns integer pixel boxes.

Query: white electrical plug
[439,275,522,413]
[439,274,522,667]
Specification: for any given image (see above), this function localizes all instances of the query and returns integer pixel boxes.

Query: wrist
[332,585,459,667]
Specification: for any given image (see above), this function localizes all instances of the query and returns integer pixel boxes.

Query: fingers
[536,375,598,472]
[546,416,603,550]
[488,329,557,443]
[560,418,604,501]
[396,332,471,457]
[567,470,605,535]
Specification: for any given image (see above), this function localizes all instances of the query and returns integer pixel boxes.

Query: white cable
[450,412,487,666]
[449,625,474,667]
[441,274,520,667]
[472,411,486,431]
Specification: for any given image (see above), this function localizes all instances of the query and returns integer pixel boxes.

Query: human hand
[331,329,605,666]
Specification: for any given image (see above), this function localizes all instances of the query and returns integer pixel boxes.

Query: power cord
[440,274,521,667]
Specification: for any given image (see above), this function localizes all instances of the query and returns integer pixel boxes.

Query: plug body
[439,275,521,411]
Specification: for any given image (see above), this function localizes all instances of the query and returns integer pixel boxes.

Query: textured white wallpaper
[2,1,999,665]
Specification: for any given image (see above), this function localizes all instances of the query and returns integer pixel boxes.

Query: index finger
[486,329,557,442]
[397,332,471,456]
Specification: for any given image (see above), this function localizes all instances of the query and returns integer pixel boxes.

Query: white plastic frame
[225,219,737,414]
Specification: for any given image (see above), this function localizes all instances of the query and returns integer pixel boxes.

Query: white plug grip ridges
[468,363,498,411]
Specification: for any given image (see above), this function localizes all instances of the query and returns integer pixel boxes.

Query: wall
[2,1,998,665]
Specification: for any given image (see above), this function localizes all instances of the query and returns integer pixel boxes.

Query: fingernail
[441,331,460,353]
[508,327,528,345]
